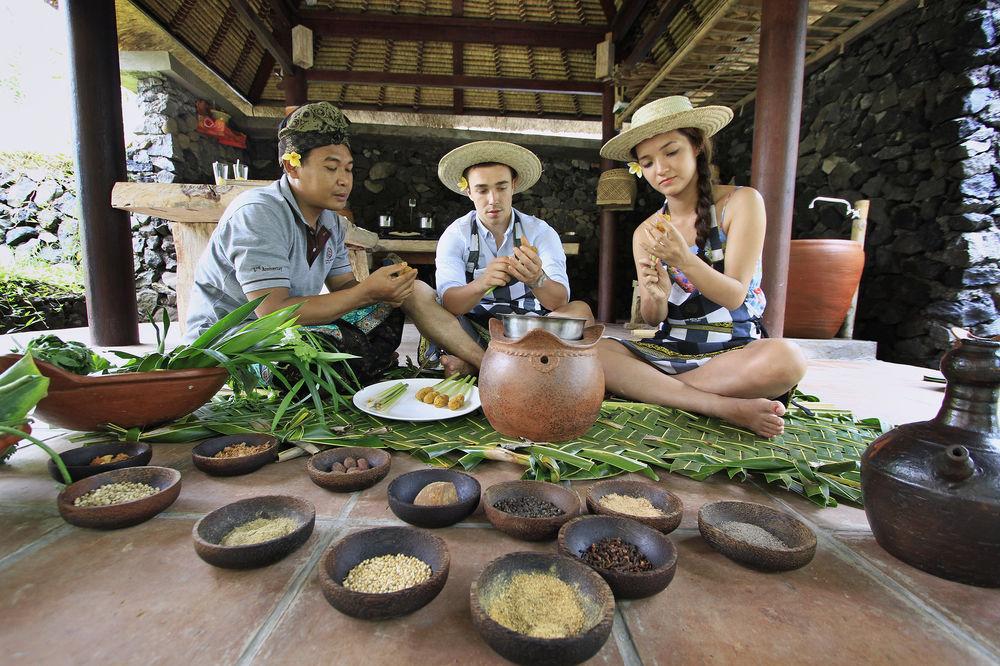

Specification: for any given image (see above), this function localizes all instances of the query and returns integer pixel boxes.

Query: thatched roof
[121,0,907,122]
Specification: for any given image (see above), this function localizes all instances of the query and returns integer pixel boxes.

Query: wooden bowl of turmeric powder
[47,441,152,483]
[585,479,683,534]
[192,495,315,569]
[191,434,278,477]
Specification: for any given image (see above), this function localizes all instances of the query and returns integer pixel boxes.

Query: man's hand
[361,264,417,307]
[508,245,543,286]
[476,256,513,293]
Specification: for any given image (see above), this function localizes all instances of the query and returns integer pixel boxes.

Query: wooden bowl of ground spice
[698,500,816,571]
[558,515,677,599]
[307,447,391,492]
[387,468,481,528]
[319,526,450,620]
[471,551,614,665]
[192,495,315,569]
[191,434,278,476]
[585,479,683,533]
[484,480,581,541]
[47,441,152,482]
[56,466,181,529]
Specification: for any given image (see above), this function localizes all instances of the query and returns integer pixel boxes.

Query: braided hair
[634,127,717,264]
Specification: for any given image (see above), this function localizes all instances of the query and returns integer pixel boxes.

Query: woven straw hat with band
[600,96,734,162]
[437,141,542,195]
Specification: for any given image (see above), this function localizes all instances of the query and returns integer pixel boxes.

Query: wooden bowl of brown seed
[558,514,677,599]
[585,479,683,533]
[319,526,450,620]
[307,447,391,492]
[698,500,816,571]
[57,466,181,529]
[191,434,278,476]
[484,480,581,541]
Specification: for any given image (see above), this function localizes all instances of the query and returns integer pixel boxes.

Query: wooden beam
[751,0,808,338]
[249,52,276,104]
[302,100,602,120]
[111,182,273,224]
[617,0,736,126]
[597,81,616,323]
[300,12,606,50]
[622,0,685,68]
[733,0,915,111]
[598,0,617,23]
[306,69,603,95]
[261,0,293,32]
[64,0,139,345]
[230,0,295,74]
[452,0,464,113]
[611,0,652,43]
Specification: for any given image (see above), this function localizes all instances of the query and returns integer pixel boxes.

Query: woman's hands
[638,216,693,271]
[638,255,671,302]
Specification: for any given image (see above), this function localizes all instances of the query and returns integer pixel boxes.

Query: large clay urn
[479,319,605,442]
[861,331,1000,587]
[784,239,865,338]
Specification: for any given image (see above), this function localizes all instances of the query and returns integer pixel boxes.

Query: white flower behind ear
[627,162,642,177]
[457,176,469,191]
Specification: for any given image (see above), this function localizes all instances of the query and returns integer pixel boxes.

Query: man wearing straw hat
[184,102,485,382]
[425,141,593,375]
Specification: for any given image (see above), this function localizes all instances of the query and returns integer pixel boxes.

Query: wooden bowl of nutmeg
[307,448,391,492]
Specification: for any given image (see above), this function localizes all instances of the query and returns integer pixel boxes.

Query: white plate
[352,377,481,422]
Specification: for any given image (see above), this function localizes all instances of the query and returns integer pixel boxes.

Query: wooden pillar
[750,0,808,338]
[63,0,139,345]
[281,68,308,115]
[597,82,617,323]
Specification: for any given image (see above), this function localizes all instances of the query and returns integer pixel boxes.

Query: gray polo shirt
[183,175,353,341]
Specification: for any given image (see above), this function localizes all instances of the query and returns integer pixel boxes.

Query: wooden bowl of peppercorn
[307,447,391,492]
[387,468,481,528]
[698,500,816,571]
[585,479,684,534]
[558,515,677,599]
[319,526,450,620]
[192,495,316,569]
[484,480,581,541]
[47,441,152,483]
[191,434,278,476]
[57,466,181,529]
[471,551,615,665]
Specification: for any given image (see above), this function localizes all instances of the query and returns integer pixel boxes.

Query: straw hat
[438,141,542,195]
[600,96,734,162]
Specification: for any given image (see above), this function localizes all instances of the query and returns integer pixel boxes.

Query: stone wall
[125,74,251,318]
[712,0,999,367]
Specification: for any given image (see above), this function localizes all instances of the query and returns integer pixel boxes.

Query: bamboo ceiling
[123,0,904,121]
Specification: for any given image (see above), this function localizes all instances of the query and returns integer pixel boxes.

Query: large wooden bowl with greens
[0,354,228,432]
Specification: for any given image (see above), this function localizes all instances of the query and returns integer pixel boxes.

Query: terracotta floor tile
[836,533,1000,654]
[0,508,64,561]
[0,516,327,665]
[619,531,993,664]
[252,525,625,665]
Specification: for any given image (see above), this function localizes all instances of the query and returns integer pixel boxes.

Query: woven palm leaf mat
[288,395,887,508]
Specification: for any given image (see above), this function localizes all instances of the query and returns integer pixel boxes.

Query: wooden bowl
[558,515,677,599]
[191,434,277,476]
[192,495,315,569]
[0,354,228,431]
[470,551,615,666]
[0,422,30,459]
[47,442,152,483]
[307,448,391,492]
[319,526,449,620]
[698,500,817,571]
[57,466,181,529]
[387,468,481,528]
[483,480,581,541]
[585,478,683,533]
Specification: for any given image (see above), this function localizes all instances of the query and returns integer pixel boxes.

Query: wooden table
[111,182,582,327]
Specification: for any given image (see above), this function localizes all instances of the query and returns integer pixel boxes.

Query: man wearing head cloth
[185,102,485,381]
[425,141,593,375]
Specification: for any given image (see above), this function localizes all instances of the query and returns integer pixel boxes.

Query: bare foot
[441,354,477,377]
[725,398,786,438]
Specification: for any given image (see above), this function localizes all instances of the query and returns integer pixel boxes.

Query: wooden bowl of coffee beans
[319,526,450,620]
[307,448,391,492]
[558,515,677,599]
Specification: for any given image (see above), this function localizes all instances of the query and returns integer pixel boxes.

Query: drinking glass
[233,163,249,180]
[212,162,229,185]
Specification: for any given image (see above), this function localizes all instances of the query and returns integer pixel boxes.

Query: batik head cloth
[277,102,351,163]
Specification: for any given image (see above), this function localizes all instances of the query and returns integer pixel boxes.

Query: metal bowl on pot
[499,314,587,341]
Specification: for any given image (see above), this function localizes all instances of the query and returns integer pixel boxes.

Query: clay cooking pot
[479,319,605,443]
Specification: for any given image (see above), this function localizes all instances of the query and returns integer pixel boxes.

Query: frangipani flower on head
[457,176,469,191]
[627,162,642,177]
[281,151,302,168]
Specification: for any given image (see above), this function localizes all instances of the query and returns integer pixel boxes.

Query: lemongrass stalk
[416,373,459,401]
[448,378,476,410]
[423,376,459,404]
[367,381,407,406]
[436,376,474,408]
[372,382,407,411]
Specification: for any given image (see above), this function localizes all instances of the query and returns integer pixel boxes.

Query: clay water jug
[861,330,1000,587]
[479,319,605,442]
